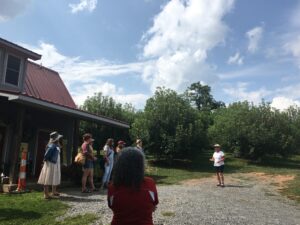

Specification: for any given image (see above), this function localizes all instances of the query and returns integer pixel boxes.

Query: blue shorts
[83,159,94,169]
[215,165,224,173]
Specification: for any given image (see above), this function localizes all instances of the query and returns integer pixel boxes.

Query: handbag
[74,152,86,165]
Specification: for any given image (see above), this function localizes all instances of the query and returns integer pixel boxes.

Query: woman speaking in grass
[108,147,159,225]
[210,144,225,187]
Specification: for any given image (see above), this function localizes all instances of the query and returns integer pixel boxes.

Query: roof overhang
[0,92,129,129]
[0,37,41,60]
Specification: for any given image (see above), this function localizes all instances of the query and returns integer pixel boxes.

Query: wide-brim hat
[118,140,126,145]
[49,131,63,142]
[213,144,221,148]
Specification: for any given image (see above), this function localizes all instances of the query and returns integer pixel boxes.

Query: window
[5,55,21,86]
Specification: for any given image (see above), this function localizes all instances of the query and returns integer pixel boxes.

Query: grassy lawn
[0,192,98,225]
[146,151,300,202]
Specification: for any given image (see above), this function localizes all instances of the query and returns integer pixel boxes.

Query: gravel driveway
[58,174,300,225]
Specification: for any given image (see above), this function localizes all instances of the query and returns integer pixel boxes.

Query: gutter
[0,93,129,129]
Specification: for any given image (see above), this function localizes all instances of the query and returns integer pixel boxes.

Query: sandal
[82,189,91,193]
[52,192,60,196]
[91,188,99,192]
[44,196,51,200]
[221,184,225,187]
[216,184,221,187]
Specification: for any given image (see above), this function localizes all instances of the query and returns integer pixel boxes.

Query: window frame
[3,53,24,88]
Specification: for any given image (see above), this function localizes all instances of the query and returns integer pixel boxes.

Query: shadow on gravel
[225,184,253,188]
[60,195,103,203]
[61,188,107,197]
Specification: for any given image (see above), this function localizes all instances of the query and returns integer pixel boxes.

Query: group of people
[37,131,225,225]
[80,134,144,193]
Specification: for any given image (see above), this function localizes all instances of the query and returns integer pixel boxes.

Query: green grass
[0,192,98,225]
[146,152,300,202]
[161,211,175,217]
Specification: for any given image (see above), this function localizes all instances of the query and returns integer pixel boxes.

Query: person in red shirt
[108,147,158,225]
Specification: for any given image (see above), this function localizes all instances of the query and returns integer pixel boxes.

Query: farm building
[0,37,129,184]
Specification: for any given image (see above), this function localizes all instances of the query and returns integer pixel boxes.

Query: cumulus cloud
[0,0,31,22]
[271,96,300,111]
[20,41,147,108]
[284,35,300,67]
[222,81,300,110]
[223,82,271,104]
[141,0,235,92]
[290,1,300,28]
[72,81,149,108]
[21,42,145,85]
[246,26,264,53]
[227,52,243,65]
[69,0,97,14]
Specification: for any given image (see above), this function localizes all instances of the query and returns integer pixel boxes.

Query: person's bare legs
[82,169,90,191]
[52,185,57,195]
[88,169,96,190]
[220,172,224,186]
[44,185,50,198]
[216,172,221,185]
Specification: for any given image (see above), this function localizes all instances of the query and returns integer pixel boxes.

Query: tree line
[80,82,300,161]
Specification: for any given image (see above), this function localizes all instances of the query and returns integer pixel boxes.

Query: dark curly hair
[112,147,145,189]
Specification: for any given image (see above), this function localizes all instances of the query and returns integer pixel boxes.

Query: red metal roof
[23,61,77,109]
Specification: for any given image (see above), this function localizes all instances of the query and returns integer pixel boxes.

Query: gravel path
[57,174,300,225]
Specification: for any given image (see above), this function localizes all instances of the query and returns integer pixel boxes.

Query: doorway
[0,126,6,173]
[34,131,49,177]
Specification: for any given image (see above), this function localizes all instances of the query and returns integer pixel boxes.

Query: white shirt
[104,145,114,162]
[213,151,224,167]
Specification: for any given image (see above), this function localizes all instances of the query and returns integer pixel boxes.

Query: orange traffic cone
[17,149,27,192]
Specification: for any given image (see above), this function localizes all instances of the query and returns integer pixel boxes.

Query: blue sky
[1,0,300,110]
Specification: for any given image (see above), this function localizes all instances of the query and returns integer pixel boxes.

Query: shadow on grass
[248,156,300,170]
[148,153,246,174]
[148,175,170,185]
[60,195,103,203]
[0,208,41,221]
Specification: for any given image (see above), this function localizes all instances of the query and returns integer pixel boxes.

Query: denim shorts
[83,159,94,169]
[215,165,224,173]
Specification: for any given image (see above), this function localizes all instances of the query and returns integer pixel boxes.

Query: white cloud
[271,96,300,111]
[0,0,31,22]
[246,26,264,53]
[290,1,300,28]
[227,52,243,65]
[21,42,145,85]
[69,0,97,14]
[284,35,300,68]
[71,81,149,109]
[275,83,300,100]
[223,81,300,109]
[20,41,148,108]
[141,0,234,92]
[223,82,271,104]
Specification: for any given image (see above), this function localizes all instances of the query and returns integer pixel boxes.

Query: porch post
[72,119,79,161]
[9,106,25,183]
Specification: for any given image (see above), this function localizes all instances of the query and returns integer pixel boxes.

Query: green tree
[185,82,225,111]
[131,87,208,160]
[79,92,136,149]
[209,101,296,159]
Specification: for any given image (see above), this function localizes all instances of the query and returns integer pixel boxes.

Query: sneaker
[82,189,91,193]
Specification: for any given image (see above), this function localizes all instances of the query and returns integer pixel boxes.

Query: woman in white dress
[38,131,63,199]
